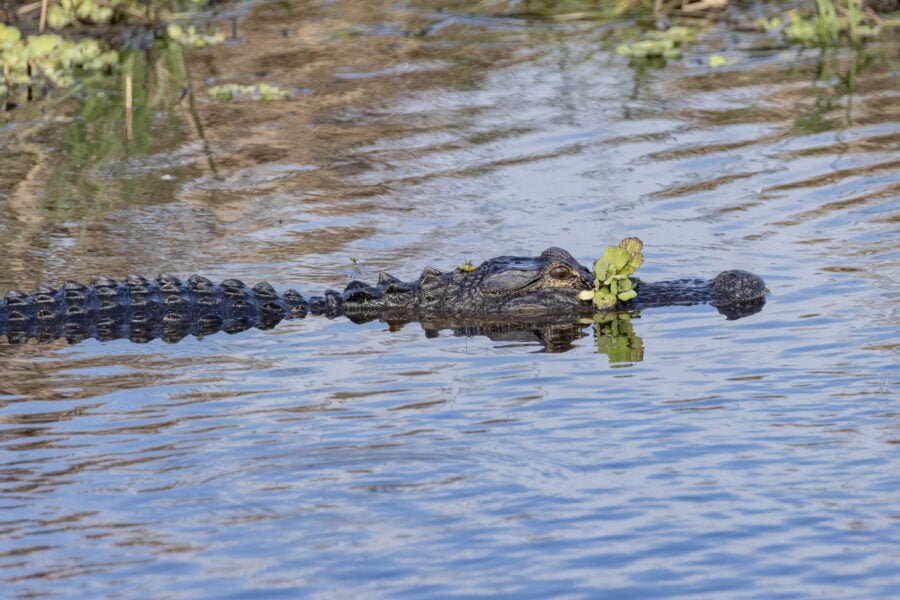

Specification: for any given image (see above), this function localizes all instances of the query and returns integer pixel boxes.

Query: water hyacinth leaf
[47,7,73,30]
[606,262,618,280]
[258,83,290,101]
[619,237,643,255]
[76,0,94,21]
[585,236,645,310]
[603,246,629,270]
[0,24,22,45]
[593,290,617,309]
[27,35,65,58]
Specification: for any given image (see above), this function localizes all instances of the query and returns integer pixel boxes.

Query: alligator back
[0,275,308,345]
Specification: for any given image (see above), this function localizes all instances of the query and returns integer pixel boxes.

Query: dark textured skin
[0,247,766,345]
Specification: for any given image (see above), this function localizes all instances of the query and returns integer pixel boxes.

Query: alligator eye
[549,266,571,280]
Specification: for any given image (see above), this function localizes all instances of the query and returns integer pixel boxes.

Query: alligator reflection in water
[403,299,764,356]
[0,297,766,358]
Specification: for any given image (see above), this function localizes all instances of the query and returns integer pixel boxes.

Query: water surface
[1,1,898,597]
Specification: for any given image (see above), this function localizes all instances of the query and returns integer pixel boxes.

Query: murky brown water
[1,1,898,596]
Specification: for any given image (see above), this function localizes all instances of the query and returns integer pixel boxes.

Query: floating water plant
[783,0,880,46]
[0,26,119,91]
[577,237,644,309]
[208,83,291,101]
[47,0,115,29]
[616,26,696,59]
[708,54,736,67]
[166,24,225,48]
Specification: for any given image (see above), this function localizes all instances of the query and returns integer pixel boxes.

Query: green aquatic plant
[1,0,224,103]
[616,26,696,60]
[47,0,116,29]
[45,0,213,30]
[708,53,736,67]
[783,0,880,46]
[208,83,291,101]
[578,237,644,309]
[0,27,119,92]
[166,24,225,48]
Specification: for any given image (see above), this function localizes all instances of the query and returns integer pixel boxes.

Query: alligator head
[332,247,593,318]
[400,246,593,317]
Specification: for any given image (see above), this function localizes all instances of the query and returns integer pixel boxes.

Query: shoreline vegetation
[0,0,896,115]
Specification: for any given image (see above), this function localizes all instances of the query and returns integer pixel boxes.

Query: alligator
[0,247,766,348]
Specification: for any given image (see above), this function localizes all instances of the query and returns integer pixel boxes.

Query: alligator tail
[0,275,308,345]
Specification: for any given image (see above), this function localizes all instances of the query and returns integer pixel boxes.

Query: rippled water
[1,1,898,596]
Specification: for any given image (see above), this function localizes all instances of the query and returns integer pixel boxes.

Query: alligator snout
[712,270,766,305]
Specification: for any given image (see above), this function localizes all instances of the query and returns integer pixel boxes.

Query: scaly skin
[0,247,766,345]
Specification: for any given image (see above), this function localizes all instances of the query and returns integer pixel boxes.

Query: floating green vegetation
[708,53,736,67]
[166,24,225,48]
[781,0,881,46]
[0,26,119,92]
[207,83,291,101]
[616,26,696,60]
[578,237,644,309]
[476,0,892,56]
[45,0,212,30]
[47,0,115,29]
[1,0,223,103]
